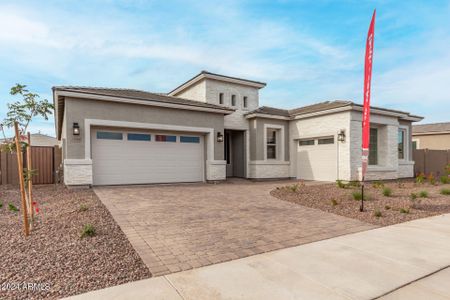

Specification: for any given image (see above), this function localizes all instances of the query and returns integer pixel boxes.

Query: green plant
[382,187,392,197]
[349,180,361,188]
[400,208,410,214]
[79,204,89,212]
[8,203,18,212]
[352,191,362,200]
[419,190,428,198]
[0,201,3,208]
[440,176,450,184]
[428,173,436,185]
[374,209,382,218]
[410,192,417,200]
[384,205,391,210]
[331,199,338,206]
[80,224,96,238]
[289,184,300,192]
[416,173,425,184]
[372,181,384,189]
[440,188,450,195]
[336,180,347,189]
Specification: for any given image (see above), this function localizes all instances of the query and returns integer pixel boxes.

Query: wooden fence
[413,149,450,176]
[0,146,62,185]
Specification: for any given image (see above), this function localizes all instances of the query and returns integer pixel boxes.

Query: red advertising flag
[361,10,376,180]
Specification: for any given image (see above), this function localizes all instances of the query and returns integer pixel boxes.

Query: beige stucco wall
[63,97,225,161]
[249,117,289,162]
[174,80,207,102]
[413,133,450,150]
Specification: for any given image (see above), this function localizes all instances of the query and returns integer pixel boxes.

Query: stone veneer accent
[248,161,290,179]
[64,159,93,186]
[206,160,227,181]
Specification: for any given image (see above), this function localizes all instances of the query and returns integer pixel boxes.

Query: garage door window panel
[128,133,151,141]
[156,135,177,142]
[299,139,315,146]
[97,131,123,140]
[318,137,334,145]
[180,136,200,143]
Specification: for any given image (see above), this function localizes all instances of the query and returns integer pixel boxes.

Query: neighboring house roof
[168,70,266,96]
[245,100,423,121]
[0,133,58,147]
[413,122,450,135]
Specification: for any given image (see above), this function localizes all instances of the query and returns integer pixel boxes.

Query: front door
[225,130,245,178]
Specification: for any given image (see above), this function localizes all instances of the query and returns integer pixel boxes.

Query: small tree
[1,84,54,236]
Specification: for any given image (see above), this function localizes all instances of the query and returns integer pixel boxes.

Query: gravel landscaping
[0,185,151,300]
[271,179,450,226]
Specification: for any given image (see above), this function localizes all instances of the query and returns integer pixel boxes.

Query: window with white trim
[243,96,248,108]
[266,128,278,159]
[231,95,236,106]
[219,93,224,105]
[398,129,406,159]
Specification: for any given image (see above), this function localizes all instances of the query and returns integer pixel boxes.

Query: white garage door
[296,137,337,182]
[92,129,204,185]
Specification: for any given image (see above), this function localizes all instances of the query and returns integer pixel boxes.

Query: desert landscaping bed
[271,179,450,226]
[0,185,151,300]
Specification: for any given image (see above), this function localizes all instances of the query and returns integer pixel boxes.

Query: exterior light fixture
[73,122,80,136]
[337,129,345,142]
[217,132,224,143]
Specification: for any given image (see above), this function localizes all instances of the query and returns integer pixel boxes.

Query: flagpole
[360,177,364,212]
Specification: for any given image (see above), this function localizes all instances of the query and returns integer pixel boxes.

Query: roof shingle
[413,122,450,134]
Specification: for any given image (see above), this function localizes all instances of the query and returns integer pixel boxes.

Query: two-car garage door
[296,136,337,182]
[92,129,204,185]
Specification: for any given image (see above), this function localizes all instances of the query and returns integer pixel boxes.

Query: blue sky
[1,0,449,136]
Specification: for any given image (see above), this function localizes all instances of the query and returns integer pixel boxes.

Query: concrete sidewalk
[67,214,450,300]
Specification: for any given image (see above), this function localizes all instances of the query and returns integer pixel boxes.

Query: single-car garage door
[92,129,204,185]
[296,136,337,182]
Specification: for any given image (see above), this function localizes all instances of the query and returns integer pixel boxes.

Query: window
[266,128,278,159]
[412,140,417,150]
[368,128,378,165]
[318,137,334,145]
[299,139,314,146]
[127,133,151,141]
[231,95,236,106]
[97,131,123,140]
[155,135,176,142]
[180,136,200,143]
[243,96,248,108]
[219,93,224,105]
[398,129,406,159]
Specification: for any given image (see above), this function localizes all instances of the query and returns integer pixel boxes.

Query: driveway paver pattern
[95,180,376,276]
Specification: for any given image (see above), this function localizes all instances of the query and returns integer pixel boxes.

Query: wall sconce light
[73,122,80,136]
[217,132,224,143]
[337,129,346,142]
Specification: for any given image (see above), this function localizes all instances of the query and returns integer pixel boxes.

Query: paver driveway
[95,180,376,276]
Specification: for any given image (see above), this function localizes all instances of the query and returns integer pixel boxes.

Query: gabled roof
[413,122,450,134]
[168,70,266,96]
[245,100,423,121]
[53,86,234,111]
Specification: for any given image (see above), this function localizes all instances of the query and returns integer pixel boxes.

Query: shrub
[349,180,361,188]
[0,202,2,208]
[374,209,382,218]
[419,190,428,198]
[289,184,300,192]
[8,203,18,212]
[372,181,384,189]
[428,173,436,185]
[440,188,450,195]
[410,192,417,200]
[331,199,338,206]
[384,205,391,210]
[416,173,425,184]
[80,224,96,238]
[79,204,89,212]
[336,180,347,189]
[400,208,410,214]
[382,187,392,197]
[440,176,450,184]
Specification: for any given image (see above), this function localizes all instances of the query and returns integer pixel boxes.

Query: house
[0,133,58,147]
[412,122,450,150]
[53,71,422,186]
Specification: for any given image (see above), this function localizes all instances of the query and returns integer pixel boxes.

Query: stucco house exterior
[412,122,450,150]
[53,71,422,186]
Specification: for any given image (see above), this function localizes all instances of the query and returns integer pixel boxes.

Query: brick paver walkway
[95,180,376,276]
